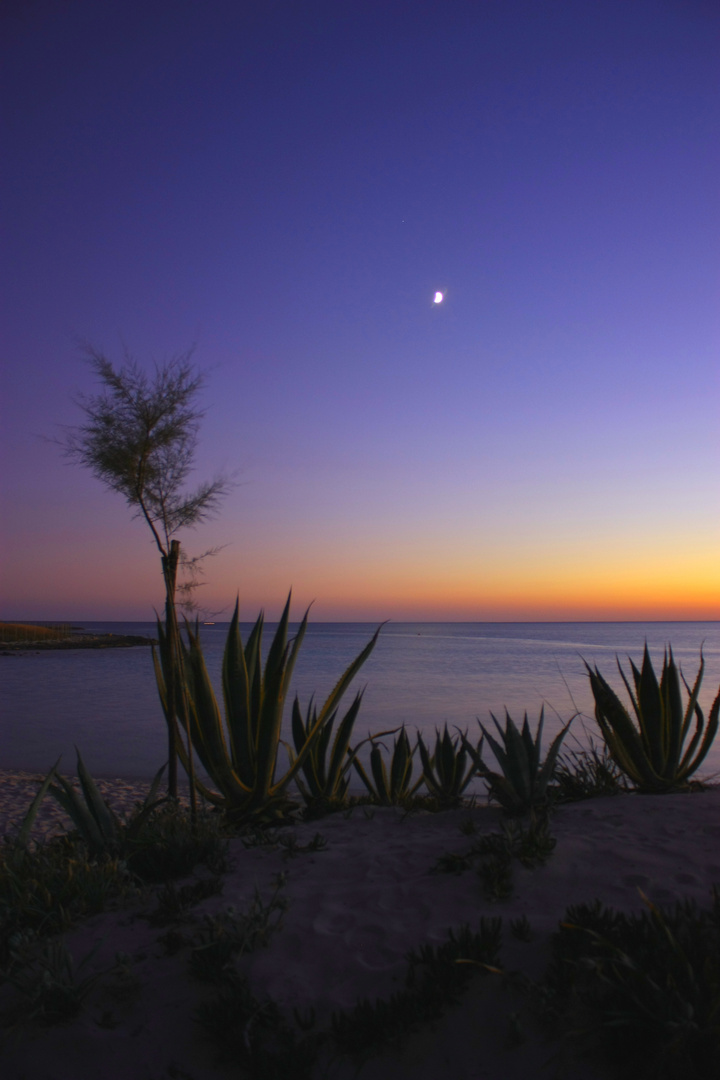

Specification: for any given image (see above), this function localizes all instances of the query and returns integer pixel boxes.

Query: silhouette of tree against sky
[61,347,231,802]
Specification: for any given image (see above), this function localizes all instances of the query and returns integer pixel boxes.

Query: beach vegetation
[0,836,135,968]
[14,750,228,883]
[190,875,317,1078]
[510,914,533,941]
[350,725,424,806]
[154,595,381,822]
[61,347,232,805]
[21,750,168,858]
[0,938,107,1029]
[550,737,631,802]
[194,970,318,1078]
[123,800,230,882]
[188,876,288,984]
[147,874,224,927]
[0,622,70,643]
[434,813,556,901]
[463,708,572,815]
[3,771,231,980]
[289,689,365,810]
[542,888,720,1079]
[416,724,479,806]
[585,646,720,793]
[330,918,502,1059]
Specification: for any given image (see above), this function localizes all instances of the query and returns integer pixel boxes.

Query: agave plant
[350,726,425,806]
[585,645,720,793]
[288,691,366,807]
[464,708,572,815]
[16,750,167,855]
[416,725,479,806]
[153,593,381,820]
[18,751,169,851]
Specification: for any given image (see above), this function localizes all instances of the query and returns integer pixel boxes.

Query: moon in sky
[433,291,444,303]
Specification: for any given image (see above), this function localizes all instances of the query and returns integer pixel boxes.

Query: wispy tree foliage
[62,347,231,801]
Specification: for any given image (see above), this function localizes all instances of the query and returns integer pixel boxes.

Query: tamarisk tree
[62,347,230,802]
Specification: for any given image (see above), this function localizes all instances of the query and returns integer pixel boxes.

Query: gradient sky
[1,0,718,622]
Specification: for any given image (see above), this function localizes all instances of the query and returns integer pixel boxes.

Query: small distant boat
[202,621,216,626]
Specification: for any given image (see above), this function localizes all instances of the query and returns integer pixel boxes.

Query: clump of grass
[510,915,533,942]
[1,792,231,975]
[550,738,631,803]
[433,813,556,901]
[195,971,318,1079]
[0,835,136,967]
[147,875,225,928]
[541,889,720,1079]
[191,874,315,1078]
[331,918,503,1060]
[188,876,288,984]
[276,832,327,858]
[125,801,230,882]
[0,938,106,1029]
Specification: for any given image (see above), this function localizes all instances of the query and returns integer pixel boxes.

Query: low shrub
[542,889,720,1079]
[550,738,630,802]
[0,836,136,967]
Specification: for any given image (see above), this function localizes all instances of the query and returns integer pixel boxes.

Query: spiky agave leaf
[586,646,720,792]
[351,727,423,805]
[48,773,116,852]
[417,725,477,803]
[164,593,382,819]
[289,690,365,804]
[464,709,572,814]
[14,758,62,849]
[74,747,118,840]
[124,763,169,839]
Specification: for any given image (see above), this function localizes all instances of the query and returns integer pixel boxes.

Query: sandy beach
[2,778,719,1080]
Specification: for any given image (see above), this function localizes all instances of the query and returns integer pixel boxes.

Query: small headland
[0,621,155,653]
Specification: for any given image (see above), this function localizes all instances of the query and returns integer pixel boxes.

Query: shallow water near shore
[2,620,719,791]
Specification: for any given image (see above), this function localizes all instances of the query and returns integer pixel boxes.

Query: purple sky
[1,0,718,621]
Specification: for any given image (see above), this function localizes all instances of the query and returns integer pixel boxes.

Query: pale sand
[1,787,720,1080]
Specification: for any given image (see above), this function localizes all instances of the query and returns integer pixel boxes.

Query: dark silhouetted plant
[289,691,365,809]
[434,813,556,901]
[33,750,168,856]
[543,889,720,1079]
[464,708,572,814]
[189,876,288,984]
[417,725,479,806]
[551,737,630,803]
[350,726,424,805]
[62,349,232,803]
[0,838,135,967]
[585,645,720,793]
[331,918,502,1059]
[147,875,224,927]
[154,595,381,822]
[1,938,106,1029]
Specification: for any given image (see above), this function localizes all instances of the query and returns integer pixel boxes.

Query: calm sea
[2,622,719,792]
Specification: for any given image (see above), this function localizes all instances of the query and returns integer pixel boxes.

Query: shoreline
[0,633,155,653]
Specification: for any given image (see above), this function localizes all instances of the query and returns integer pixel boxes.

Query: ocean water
[2,621,719,792]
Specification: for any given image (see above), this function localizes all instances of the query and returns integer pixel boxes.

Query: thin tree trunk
[162,546,180,799]
[162,540,197,815]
